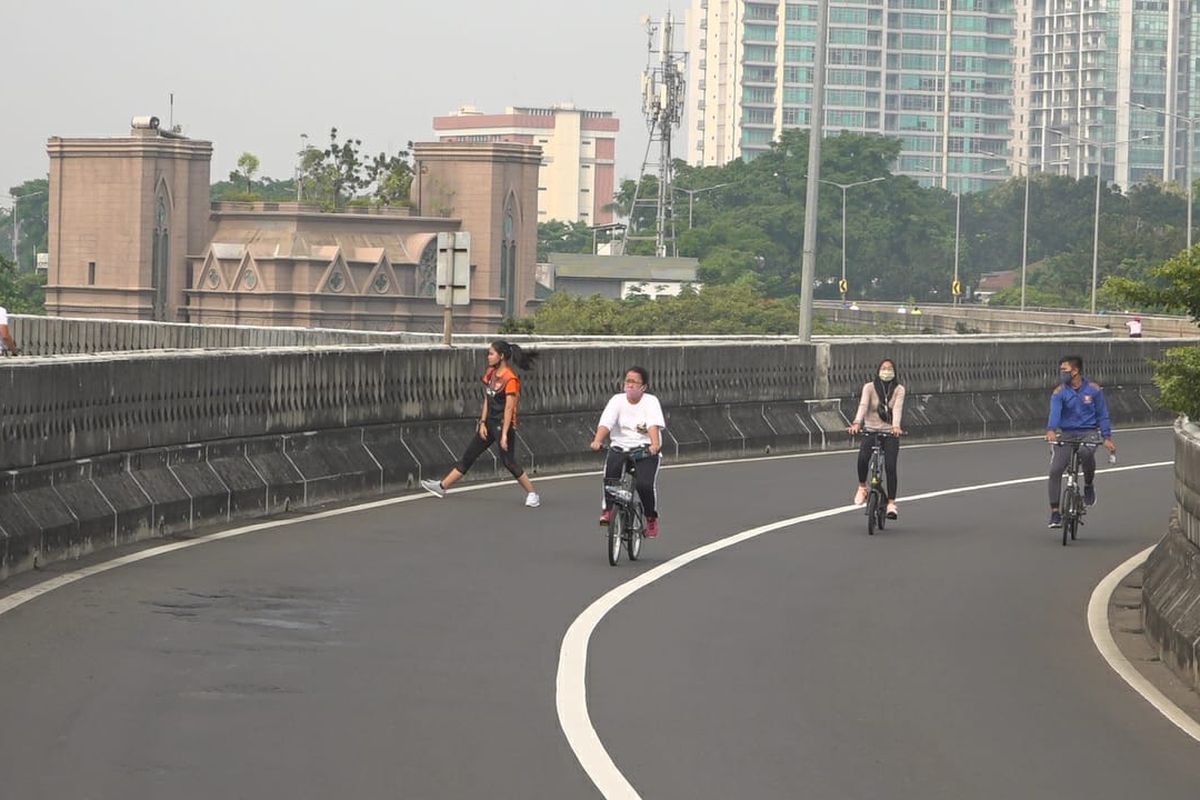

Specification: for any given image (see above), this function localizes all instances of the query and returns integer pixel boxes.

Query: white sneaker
[420,479,445,498]
[525,492,541,508]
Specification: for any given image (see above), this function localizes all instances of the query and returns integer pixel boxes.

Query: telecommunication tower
[624,11,686,258]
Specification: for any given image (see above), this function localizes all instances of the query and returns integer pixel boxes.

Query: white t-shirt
[599,393,666,450]
[1126,319,1142,335]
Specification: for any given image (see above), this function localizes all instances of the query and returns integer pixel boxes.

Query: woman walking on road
[847,358,906,519]
[421,340,541,507]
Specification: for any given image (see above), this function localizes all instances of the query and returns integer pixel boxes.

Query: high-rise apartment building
[433,104,618,225]
[686,0,1015,192]
[1019,0,1200,187]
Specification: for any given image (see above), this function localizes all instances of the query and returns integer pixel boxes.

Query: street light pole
[798,0,828,341]
[6,190,46,269]
[1050,130,1150,314]
[818,177,885,302]
[1132,103,1198,254]
[1021,167,1030,310]
[674,183,730,228]
[953,190,961,305]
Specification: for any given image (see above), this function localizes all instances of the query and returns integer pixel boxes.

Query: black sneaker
[1084,484,1096,507]
[1048,511,1062,529]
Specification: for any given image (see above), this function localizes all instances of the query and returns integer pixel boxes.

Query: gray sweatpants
[1048,442,1096,506]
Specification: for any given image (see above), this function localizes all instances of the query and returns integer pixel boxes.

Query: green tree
[211,175,298,202]
[0,255,45,313]
[537,220,594,261]
[1,179,49,271]
[233,152,261,194]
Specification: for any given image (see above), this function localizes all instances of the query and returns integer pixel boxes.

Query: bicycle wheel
[866,492,879,536]
[626,505,643,561]
[608,506,623,566]
[1059,490,1074,546]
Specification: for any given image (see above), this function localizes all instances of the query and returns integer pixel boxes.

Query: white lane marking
[6,430,1168,614]
[557,461,1174,799]
[1088,547,1200,743]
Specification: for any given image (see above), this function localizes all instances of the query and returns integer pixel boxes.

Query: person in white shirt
[1125,316,1143,338]
[589,366,666,538]
[0,306,17,355]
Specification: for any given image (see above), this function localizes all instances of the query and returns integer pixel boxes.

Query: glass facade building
[1024,0,1200,186]
[687,0,1200,190]
[688,0,1015,192]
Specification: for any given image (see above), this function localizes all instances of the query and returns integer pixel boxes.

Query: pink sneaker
[853,486,868,505]
[645,518,660,538]
[599,509,613,526]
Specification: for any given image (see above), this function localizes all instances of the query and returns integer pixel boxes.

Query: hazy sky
[2,0,687,197]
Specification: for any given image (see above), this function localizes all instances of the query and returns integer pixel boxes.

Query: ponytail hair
[491,339,539,371]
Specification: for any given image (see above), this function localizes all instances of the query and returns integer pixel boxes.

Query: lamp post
[674,183,730,228]
[819,177,885,302]
[1131,102,1199,253]
[5,190,46,269]
[1049,130,1151,313]
[914,163,962,303]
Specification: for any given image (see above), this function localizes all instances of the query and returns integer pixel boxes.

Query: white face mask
[879,369,895,382]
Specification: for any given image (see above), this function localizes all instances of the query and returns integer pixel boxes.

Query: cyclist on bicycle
[848,358,905,519]
[589,366,666,538]
[1045,355,1116,528]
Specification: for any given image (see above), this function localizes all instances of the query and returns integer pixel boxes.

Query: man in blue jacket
[1045,355,1117,528]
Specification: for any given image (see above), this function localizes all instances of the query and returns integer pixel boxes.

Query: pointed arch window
[500,197,518,319]
[151,190,171,319]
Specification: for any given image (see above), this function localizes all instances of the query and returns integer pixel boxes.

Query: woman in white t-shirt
[589,366,666,538]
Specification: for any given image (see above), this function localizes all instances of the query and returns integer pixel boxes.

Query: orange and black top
[483,366,521,428]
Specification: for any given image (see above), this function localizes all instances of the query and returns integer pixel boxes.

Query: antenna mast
[625,10,686,258]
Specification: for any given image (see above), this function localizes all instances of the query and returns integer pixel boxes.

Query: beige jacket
[854,381,906,432]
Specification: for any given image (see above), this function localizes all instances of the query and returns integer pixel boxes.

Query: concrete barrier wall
[1142,419,1200,692]
[818,301,1200,338]
[0,337,1180,470]
[0,337,1190,582]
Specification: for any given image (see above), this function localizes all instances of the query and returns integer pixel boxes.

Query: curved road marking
[0,439,1182,794]
[3,431,1135,616]
[556,461,1175,800]
[1088,546,1200,743]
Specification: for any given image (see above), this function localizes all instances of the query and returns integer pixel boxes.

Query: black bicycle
[602,445,648,566]
[1052,433,1102,546]
[859,431,899,536]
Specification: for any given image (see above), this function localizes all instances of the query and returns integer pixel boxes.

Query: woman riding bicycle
[589,366,666,538]
[420,340,541,508]
[847,358,906,520]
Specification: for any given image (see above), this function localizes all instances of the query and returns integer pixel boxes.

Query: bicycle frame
[860,432,896,535]
[1053,434,1100,545]
[603,446,647,564]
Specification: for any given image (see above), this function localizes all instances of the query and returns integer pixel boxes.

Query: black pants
[857,432,900,500]
[603,449,661,519]
[454,421,525,479]
[1048,441,1096,506]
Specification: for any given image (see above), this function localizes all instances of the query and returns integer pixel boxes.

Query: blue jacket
[1047,377,1112,438]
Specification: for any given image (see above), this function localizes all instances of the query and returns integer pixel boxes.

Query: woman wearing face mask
[421,340,541,508]
[589,366,666,538]
[847,358,906,519]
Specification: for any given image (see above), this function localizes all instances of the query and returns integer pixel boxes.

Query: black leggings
[454,421,525,479]
[603,449,661,519]
[857,432,900,500]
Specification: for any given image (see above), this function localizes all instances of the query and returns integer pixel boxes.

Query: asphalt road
[0,428,1195,799]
